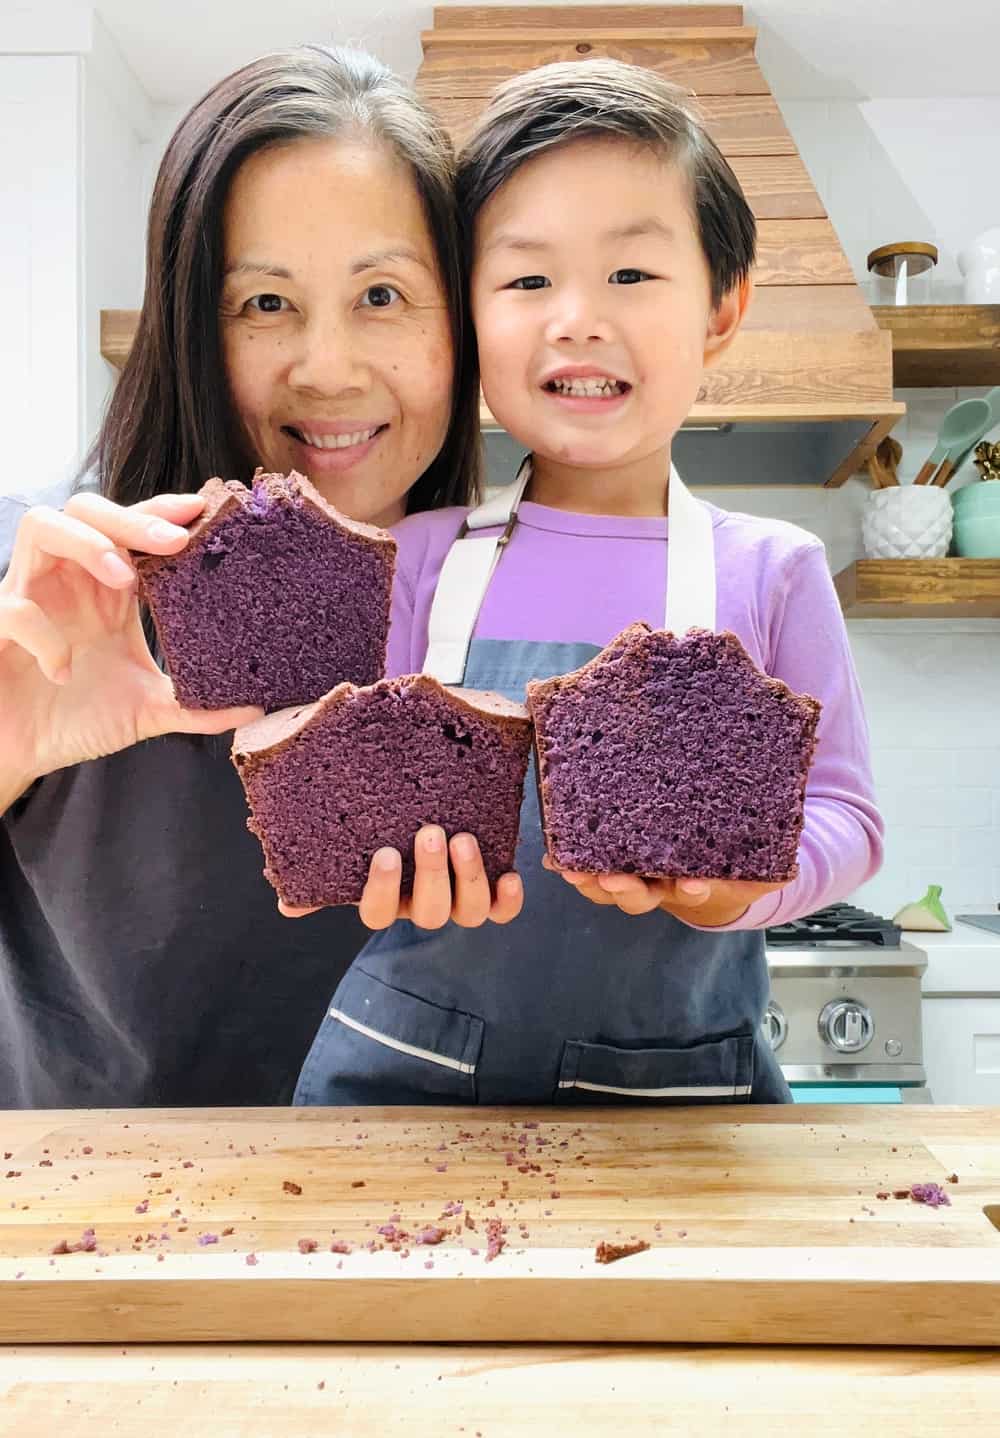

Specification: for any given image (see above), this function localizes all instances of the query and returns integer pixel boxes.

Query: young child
[293,59,884,1108]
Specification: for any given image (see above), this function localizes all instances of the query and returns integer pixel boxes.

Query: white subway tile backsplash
[954,750,1000,788]
[901,827,958,867]
[885,788,991,830]
[956,828,1000,870]
[871,748,958,790]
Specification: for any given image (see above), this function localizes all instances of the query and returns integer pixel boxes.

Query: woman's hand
[280,825,524,930]
[542,855,785,928]
[0,491,263,796]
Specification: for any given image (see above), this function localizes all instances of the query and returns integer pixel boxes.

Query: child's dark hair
[457,58,756,309]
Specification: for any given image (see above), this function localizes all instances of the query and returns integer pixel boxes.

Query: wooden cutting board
[2,1105,999,1345]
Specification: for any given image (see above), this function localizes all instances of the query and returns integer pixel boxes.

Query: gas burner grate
[765,902,902,949]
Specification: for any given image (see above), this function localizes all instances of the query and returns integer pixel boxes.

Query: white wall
[0,55,81,494]
[0,7,149,497]
[81,13,150,455]
[784,97,1000,305]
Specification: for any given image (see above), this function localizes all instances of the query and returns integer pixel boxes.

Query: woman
[0,45,485,1110]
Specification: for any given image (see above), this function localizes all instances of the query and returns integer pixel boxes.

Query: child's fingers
[598,873,663,916]
[489,872,524,925]
[551,866,592,888]
[542,855,617,905]
[666,878,713,909]
[569,875,620,906]
[597,873,645,895]
[278,900,321,919]
[617,889,663,916]
[449,833,492,928]
[358,847,404,929]
[408,825,453,930]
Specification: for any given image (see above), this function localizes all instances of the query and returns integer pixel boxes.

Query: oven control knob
[762,1001,787,1052]
[818,999,874,1053]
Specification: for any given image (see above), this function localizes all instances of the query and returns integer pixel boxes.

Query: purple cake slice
[231,675,532,909]
[134,469,396,710]
[525,622,821,882]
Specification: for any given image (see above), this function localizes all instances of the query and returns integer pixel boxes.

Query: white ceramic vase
[861,485,953,560]
[958,227,1000,304]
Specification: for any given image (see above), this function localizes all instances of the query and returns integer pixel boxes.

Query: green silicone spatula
[930,385,1000,486]
[914,395,994,485]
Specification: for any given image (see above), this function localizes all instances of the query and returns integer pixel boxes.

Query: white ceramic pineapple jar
[862,485,953,559]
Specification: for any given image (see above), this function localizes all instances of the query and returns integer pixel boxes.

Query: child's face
[471,137,734,475]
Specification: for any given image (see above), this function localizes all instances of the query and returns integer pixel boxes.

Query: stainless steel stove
[764,904,931,1103]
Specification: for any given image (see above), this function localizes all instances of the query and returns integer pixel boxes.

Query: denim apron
[295,463,791,1107]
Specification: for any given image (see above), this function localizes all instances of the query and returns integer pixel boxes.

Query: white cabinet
[922,999,1000,1105]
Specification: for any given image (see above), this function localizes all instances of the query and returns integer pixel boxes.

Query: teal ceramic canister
[952,482,1000,556]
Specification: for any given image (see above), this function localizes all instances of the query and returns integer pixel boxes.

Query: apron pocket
[555,1033,753,1105]
[319,965,484,1103]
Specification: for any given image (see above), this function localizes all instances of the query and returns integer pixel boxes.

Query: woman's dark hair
[456,59,756,309]
[90,45,481,512]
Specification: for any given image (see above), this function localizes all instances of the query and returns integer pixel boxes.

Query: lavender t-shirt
[386,496,884,932]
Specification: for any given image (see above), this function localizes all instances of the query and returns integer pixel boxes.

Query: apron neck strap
[664,461,717,637]
[423,457,716,684]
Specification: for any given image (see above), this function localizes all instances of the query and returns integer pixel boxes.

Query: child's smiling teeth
[545,377,628,397]
[285,425,382,449]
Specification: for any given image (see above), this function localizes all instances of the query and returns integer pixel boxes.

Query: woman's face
[220,137,454,526]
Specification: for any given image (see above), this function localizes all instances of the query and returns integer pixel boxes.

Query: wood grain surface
[3,1340,1000,1435]
[2,1106,998,1345]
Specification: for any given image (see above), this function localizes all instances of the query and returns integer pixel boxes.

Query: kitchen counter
[2,1105,999,1434]
[2,1105,999,1349]
[911,914,1000,995]
[2,1340,1000,1434]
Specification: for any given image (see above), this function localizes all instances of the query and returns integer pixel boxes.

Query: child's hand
[281,825,523,930]
[542,855,784,927]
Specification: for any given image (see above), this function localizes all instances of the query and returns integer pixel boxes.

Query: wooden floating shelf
[871,304,1000,388]
[834,557,1000,618]
[100,308,903,488]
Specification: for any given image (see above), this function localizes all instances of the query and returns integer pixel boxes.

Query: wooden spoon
[866,435,903,488]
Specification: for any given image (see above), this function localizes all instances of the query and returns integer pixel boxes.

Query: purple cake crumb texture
[134,469,396,711]
[231,675,533,908]
[525,622,821,883]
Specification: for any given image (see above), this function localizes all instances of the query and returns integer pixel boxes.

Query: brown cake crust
[133,468,395,589]
[526,621,818,721]
[232,676,529,772]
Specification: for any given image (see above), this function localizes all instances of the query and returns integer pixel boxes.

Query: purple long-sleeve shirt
[386,496,884,932]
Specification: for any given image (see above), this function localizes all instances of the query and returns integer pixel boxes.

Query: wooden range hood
[415,2,904,487]
[101,3,903,489]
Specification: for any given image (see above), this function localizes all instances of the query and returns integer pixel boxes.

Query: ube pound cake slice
[525,621,821,883]
[231,675,532,909]
[134,469,396,710]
